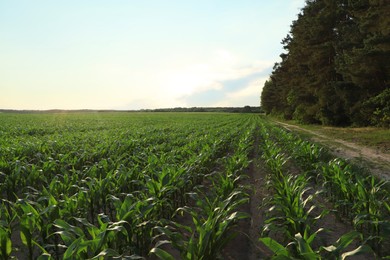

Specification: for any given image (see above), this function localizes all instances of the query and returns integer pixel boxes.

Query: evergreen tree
[260,0,390,126]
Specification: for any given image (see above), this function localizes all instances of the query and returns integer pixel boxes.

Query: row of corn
[0,113,255,259]
[257,121,389,259]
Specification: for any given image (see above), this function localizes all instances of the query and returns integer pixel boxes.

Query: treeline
[0,106,262,114]
[141,106,262,113]
[261,0,389,127]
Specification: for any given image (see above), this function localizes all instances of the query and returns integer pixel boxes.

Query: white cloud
[157,49,238,96]
[213,76,268,107]
[212,49,237,66]
[227,76,268,98]
[158,49,273,99]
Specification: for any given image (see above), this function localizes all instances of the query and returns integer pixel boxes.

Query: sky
[0,0,305,110]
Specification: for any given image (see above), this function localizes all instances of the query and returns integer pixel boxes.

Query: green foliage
[261,0,390,127]
[361,88,390,127]
[261,231,372,260]
[0,112,256,258]
[257,121,388,257]
[150,124,254,260]
[1,112,387,258]
[0,226,12,259]
[151,191,249,260]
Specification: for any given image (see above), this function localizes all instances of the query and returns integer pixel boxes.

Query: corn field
[0,112,389,259]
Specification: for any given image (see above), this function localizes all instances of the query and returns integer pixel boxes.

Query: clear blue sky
[0,0,305,110]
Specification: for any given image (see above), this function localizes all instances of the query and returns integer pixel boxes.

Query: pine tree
[260,0,390,126]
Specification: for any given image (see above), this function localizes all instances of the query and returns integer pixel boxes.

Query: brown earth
[223,124,381,259]
[275,121,390,182]
[223,134,273,260]
[152,122,386,259]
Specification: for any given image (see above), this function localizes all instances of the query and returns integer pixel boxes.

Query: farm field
[0,112,389,259]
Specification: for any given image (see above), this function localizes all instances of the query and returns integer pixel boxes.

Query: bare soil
[223,134,273,260]
[223,123,380,260]
[275,121,390,182]
[153,122,386,259]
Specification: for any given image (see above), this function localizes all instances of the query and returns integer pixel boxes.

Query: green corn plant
[260,229,323,260]
[54,214,132,259]
[0,226,12,259]
[38,188,63,257]
[150,190,249,260]
[0,200,15,259]
[26,164,48,190]
[260,230,373,260]
[18,199,40,259]
[319,159,389,255]
[111,194,159,256]
[16,199,52,259]
[266,126,324,172]
[262,149,287,177]
[53,218,85,256]
[211,170,242,199]
[352,176,389,254]
[80,176,101,224]
[212,155,248,199]
[0,112,326,258]
[263,173,327,241]
[59,193,80,221]
[97,170,118,214]
[293,140,323,171]
[143,166,178,219]
[257,121,388,257]
[0,199,15,231]
[290,231,323,259]
[321,231,373,259]
[4,159,27,201]
[320,159,355,218]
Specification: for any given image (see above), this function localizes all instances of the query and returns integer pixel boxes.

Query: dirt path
[223,131,272,259]
[275,121,390,181]
[246,135,273,259]
[222,123,384,259]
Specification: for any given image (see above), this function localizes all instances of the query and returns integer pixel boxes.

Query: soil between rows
[222,128,378,259]
[222,133,272,260]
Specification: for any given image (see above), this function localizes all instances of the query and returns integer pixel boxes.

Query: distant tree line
[142,106,262,113]
[261,0,389,127]
[0,106,262,114]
